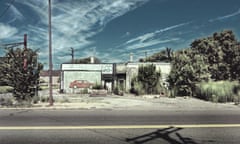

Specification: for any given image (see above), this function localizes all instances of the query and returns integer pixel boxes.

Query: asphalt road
[0,109,240,144]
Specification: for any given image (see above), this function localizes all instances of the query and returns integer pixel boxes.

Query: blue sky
[0,0,240,69]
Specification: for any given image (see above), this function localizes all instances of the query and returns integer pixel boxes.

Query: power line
[0,0,15,19]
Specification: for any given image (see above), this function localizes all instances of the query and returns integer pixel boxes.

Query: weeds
[0,97,13,106]
[113,86,124,96]
[195,81,239,103]
[130,81,145,96]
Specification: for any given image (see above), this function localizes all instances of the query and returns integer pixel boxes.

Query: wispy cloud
[51,0,150,49]
[0,23,18,39]
[126,32,155,44]
[127,22,189,44]
[109,21,192,62]
[9,3,24,21]
[155,22,191,33]
[209,8,240,22]
[20,0,48,25]
[120,22,190,50]
[126,38,180,50]
[17,0,150,66]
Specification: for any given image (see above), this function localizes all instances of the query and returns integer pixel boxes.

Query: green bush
[195,81,239,103]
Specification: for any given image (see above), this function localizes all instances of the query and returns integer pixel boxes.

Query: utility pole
[24,34,27,50]
[1,34,27,49]
[35,54,38,97]
[145,51,147,62]
[48,0,54,106]
[70,47,74,63]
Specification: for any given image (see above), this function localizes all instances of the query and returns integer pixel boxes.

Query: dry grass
[195,81,239,103]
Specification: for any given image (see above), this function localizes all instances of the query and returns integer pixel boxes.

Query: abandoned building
[60,62,171,94]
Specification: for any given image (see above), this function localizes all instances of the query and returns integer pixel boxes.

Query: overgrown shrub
[130,64,163,95]
[152,80,166,95]
[233,85,240,104]
[113,86,124,96]
[0,97,13,106]
[195,81,239,103]
[130,81,145,96]
[113,86,119,95]
[131,79,165,96]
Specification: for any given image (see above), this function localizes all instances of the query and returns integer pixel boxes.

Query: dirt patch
[2,89,239,110]
[30,93,240,110]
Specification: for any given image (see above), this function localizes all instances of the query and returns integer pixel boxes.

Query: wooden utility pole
[24,34,27,50]
[145,51,147,62]
[48,0,54,106]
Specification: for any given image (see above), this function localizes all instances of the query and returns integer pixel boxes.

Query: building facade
[40,70,60,88]
[60,64,114,93]
[60,62,171,94]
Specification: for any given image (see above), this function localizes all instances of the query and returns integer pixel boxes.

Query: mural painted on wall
[69,80,93,89]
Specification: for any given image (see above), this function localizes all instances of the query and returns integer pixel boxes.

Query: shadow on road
[125,127,198,144]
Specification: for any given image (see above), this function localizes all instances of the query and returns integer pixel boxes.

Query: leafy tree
[168,50,196,96]
[168,30,240,96]
[230,44,240,80]
[131,64,162,95]
[190,30,239,81]
[139,47,173,62]
[0,47,43,103]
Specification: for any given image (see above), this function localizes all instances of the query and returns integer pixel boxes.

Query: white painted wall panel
[63,71,101,93]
